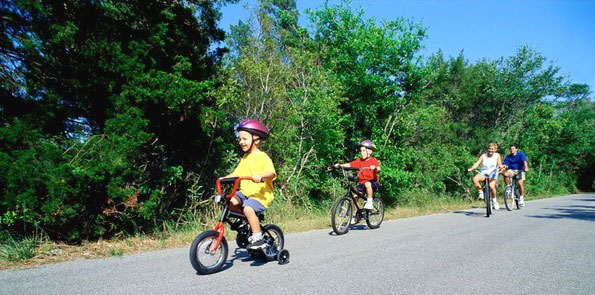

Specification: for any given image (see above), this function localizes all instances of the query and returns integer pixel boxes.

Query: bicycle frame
[210,177,254,254]
[338,167,374,207]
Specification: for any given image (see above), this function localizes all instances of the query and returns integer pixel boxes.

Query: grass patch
[0,192,571,270]
[0,233,42,262]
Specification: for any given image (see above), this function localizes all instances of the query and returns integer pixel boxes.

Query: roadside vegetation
[1,0,593,269]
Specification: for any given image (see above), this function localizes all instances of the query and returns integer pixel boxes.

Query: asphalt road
[1,193,594,295]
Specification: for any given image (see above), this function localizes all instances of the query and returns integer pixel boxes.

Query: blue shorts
[356,180,379,195]
[235,192,266,215]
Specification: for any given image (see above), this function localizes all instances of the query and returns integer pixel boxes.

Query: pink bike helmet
[359,140,376,151]
[237,119,270,140]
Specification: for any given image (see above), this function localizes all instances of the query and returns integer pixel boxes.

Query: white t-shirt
[480,153,499,175]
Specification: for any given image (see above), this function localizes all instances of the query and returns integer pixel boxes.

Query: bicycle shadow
[452,210,486,218]
[217,247,269,273]
[328,224,370,235]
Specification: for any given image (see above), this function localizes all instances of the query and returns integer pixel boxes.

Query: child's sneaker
[350,217,358,225]
[247,232,266,250]
[247,237,267,250]
[492,199,500,210]
[519,195,525,207]
[478,191,484,200]
[364,199,374,210]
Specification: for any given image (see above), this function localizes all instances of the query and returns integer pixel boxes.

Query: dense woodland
[1,0,593,242]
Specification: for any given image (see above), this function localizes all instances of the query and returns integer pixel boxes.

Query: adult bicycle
[472,167,500,217]
[502,166,522,211]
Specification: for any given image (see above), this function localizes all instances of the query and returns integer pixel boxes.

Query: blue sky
[219,0,595,94]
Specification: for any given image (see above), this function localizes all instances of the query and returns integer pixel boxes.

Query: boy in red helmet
[334,140,381,214]
[221,119,276,250]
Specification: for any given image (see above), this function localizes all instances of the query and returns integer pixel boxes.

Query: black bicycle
[503,166,521,211]
[189,177,289,275]
[329,167,384,235]
[473,167,499,217]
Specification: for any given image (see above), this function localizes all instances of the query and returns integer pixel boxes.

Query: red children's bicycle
[189,177,289,275]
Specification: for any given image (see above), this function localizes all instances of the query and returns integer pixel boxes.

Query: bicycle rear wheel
[331,196,353,235]
[254,224,284,261]
[365,197,384,229]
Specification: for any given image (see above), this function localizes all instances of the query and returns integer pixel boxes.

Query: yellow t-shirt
[232,150,276,208]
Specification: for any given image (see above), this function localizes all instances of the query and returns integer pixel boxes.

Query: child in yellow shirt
[222,119,276,250]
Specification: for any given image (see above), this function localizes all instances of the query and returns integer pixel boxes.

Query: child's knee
[364,182,372,188]
[243,205,256,215]
[231,196,241,206]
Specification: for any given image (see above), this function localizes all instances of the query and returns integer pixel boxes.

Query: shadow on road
[213,247,270,274]
[528,204,595,222]
[327,224,370,236]
[452,210,486,218]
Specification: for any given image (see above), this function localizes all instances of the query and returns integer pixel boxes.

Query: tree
[1,0,232,240]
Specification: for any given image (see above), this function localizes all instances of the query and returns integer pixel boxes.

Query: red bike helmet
[237,119,270,140]
[359,140,376,151]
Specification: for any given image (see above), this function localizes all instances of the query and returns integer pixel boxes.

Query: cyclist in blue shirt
[503,144,529,207]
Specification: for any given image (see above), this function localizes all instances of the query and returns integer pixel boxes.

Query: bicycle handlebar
[216,176,264,197]
[329,166,376,171]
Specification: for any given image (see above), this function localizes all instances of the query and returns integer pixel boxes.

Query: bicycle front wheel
[189,230,228,275]
[504,186,514,211]
[365,197,384,229]
[485,186,492,217]
[331,196,353,235]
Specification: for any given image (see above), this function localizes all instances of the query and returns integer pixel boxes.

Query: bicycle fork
[210,206,230,254]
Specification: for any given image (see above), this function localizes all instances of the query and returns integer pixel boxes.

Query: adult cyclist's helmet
[237,119,270,140]
[359,140,376,151]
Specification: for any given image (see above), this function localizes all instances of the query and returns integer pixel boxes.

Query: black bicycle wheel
[189,230,228,275]
[485,185,492,217]
[365,197,384,229]
[504,185,514,211]
[514,186,521,210]
[331,196,353,235]
[261,224,285,261]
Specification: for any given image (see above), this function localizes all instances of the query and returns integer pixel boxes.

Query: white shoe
[519,196,525,207]
[492,199,500,210]
[350,217,358,225]
[478,191,484,200]
[364,199,374,210]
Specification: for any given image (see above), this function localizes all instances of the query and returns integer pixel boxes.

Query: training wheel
[277,249,290,265]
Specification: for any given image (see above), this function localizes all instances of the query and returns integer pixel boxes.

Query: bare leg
[489,179,497,202]
[473,174,486,192]
[243,206,261,233]
[365,182,373,201]
[229,196,243,213]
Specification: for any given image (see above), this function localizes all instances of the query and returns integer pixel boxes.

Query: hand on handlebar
[252,174,264,183]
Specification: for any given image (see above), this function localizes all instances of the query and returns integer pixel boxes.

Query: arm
[468,156,482,172]
[524,161,529,172]
[497,154,506,173]
[252,171,276,183]
[369,165,381,172]
[370,160,381,172]
[333,162,352,168]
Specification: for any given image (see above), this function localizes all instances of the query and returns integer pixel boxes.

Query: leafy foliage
[1,0,593,244]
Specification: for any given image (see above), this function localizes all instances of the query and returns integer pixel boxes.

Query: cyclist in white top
[467,143,505,210]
